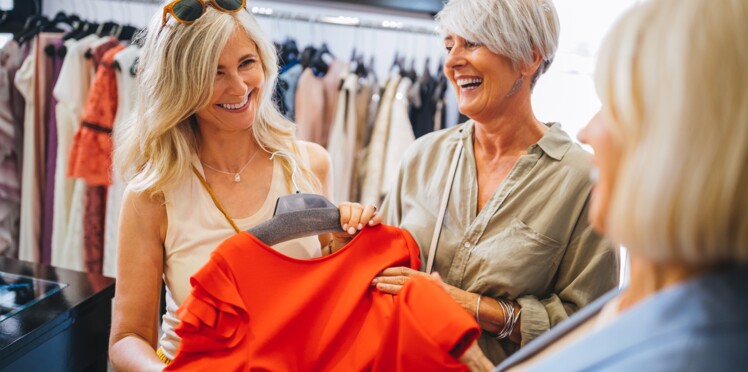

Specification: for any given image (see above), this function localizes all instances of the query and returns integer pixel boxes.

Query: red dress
[167,224,479,371]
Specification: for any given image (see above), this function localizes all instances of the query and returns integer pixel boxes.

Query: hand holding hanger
[326,202,381,254]
[247,152,381,252]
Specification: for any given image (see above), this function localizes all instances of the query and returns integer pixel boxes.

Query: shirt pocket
[466,217,565,298]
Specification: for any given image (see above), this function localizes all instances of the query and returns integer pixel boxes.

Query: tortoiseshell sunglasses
[162,0,246,27]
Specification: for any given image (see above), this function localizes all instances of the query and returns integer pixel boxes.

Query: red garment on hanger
[67,41,123,186]
[166,224,479,371]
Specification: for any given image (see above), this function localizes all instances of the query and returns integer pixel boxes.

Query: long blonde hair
[115,3,320,197]
[596,0,748,265]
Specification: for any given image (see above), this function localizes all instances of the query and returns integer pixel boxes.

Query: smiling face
[443,33,523,123]
[577,111,623,233]
[194,27,265,132]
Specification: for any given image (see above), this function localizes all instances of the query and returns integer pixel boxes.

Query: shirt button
[463,242,472,248]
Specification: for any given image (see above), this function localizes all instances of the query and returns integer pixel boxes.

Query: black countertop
[0,257,115,366]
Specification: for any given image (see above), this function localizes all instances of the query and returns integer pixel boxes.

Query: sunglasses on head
[162,0,246,27]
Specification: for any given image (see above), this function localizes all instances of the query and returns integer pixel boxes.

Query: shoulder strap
[426,140,463,273]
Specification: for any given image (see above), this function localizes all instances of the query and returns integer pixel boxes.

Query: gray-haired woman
[374,0,618,364]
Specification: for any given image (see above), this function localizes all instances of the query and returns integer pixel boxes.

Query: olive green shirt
[380,121,619,365]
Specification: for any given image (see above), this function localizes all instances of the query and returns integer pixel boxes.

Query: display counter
[0,257,115,371]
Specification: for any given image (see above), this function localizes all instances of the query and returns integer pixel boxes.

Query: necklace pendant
[234,173,241,183]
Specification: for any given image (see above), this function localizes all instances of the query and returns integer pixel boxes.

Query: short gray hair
[435,0,560,87]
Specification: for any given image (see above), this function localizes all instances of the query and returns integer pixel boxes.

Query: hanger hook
[269,151,301,194]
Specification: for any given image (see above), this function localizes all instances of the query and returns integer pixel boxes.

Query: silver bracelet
[475,295,482,325]
[494,298,519,339]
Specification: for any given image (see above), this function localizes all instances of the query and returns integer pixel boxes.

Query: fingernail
[348,227,356,235]
[343,224,348,231]
[371,279,378,285]
[368,220,374,226]
[357,223,363,230]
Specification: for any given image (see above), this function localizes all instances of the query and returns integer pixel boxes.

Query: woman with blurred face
[460,0,748,369]
[376,0,619,364]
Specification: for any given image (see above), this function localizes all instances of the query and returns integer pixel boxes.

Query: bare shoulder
[297,140,331,178]
[120,187,168,243]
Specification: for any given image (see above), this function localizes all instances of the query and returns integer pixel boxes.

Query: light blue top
[497,265,748,371]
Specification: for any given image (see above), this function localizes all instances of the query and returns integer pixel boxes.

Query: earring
[506,76,524,97]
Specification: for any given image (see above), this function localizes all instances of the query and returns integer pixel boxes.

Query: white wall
[533,0,640,145]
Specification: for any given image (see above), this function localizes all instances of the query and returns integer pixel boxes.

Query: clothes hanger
[406,58,417,82]
[62,18,85,41]
[95,21,119,37]
[51,11,71,26]
[15,15,48,44]
[421,57,432,82]
[311,43,333,76]
[246,152,344,246]
[300,45,317,69]
[390,51,400,74]
[354,54,367,78]
[0,11,24,35]
[349,47,357,65]
[282,38,299,62]
[117,25,137,42]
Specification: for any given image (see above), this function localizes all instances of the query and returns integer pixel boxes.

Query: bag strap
[192,166,241,234]
[426,140,463,273]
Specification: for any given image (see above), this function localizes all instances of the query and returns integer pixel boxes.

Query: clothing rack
[249,8,437,36]
[88,0,438,35]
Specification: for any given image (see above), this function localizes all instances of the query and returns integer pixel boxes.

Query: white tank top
[159,152,321,360]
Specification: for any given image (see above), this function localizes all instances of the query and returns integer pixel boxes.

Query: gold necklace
[200,146,260,183]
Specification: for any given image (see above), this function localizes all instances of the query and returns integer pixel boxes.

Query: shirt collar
[461,121,572,161]
[533,122,572,161]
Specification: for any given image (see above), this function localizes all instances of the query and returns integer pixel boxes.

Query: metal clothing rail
[90,0,438,35]
[249,7,437,35]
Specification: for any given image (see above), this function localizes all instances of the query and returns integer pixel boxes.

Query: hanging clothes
[68,42,125,274]
[40,38,66,265]
[67,40,123,186]
[0,39,29,257]
[408,71,438,139]
[360,75,415,206]
[327,72,359,204]
[320,60,347,148]
[51,34,100,271]
[359,75,401,206]
[294,67,325,144]
[166,225,479,371]
[350,76,374,202]
[278,60,302,121]
[381,77,416,199]
[16,32,64,263]
[295,59,348,148]
[103,44,141,278]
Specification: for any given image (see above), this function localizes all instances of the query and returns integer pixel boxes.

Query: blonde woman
[459,0,748,370]
[109,1,379,369]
